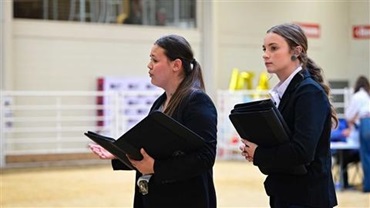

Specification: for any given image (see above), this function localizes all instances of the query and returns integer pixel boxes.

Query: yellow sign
[228,68,255,90]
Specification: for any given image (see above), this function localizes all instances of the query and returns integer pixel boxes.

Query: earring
[291,55,297,61]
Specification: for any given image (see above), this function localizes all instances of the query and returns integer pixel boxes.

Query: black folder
[229,98,307,175]
[229,99,291,146]
[85,111,205,170]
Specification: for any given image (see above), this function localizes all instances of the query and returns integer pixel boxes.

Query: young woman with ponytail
[239,23,338,208]
[89,34,217,208]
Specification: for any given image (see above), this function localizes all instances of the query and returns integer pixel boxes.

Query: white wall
[1,0,13,90]
[349,1,370,87]
[0,0,3,90]
[12,20,201,91]
[3,1,370,93]
[216,1,353,89]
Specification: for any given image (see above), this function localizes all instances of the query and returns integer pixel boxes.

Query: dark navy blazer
[254,69,338,207]
[112,89,217,208]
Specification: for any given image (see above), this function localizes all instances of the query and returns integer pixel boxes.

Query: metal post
[174,0,179,26]
[80,0,85,22]
[43,0,48,20]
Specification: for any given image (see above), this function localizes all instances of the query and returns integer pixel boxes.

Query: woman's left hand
[128,148,155,175]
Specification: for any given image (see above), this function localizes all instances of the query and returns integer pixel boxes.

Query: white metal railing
[0,88,351,167]
[0,90,162,167]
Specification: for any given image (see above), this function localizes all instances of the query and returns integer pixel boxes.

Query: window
[13,0,196,29]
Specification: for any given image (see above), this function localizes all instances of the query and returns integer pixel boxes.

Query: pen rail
[0,90,162,167]
[0,88,350,167]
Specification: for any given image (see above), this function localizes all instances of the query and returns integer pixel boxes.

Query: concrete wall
[2,1,369,95]
[349,1,370,87]
[215,1,355,89]
[12,20,201,91]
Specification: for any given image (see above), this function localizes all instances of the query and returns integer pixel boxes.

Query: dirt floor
[1,160,369,208]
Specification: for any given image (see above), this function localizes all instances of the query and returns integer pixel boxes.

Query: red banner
[296,23,320,38]
[353,25,370,39]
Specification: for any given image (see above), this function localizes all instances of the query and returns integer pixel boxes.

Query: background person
[239,23,338,207]
[89,34,218,208]
[345,75,370,192]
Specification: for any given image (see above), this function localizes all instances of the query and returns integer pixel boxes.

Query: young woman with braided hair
[240,23,338,208]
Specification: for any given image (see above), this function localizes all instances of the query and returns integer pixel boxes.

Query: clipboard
[85,111,205,169]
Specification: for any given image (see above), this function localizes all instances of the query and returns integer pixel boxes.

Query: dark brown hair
[354,76,370,94]
[154,34,205,116]
[267,23,338,127]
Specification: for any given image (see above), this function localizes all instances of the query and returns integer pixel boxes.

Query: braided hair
[267,23,338,127]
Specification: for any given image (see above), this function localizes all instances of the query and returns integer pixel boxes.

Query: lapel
[278,69,309,112]
[150,93,166,112]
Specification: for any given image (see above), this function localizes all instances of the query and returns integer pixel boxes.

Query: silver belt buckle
[137,175,152,195]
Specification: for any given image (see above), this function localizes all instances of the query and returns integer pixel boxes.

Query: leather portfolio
[229,98,291,146]
[85,111,205,170]
[229,98,307,175]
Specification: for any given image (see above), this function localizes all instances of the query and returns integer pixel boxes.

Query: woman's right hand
[88,143,116,159]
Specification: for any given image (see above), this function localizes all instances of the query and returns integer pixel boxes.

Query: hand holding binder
[229,98,307,175]
[85,111,206,170]
[229,98,291,146]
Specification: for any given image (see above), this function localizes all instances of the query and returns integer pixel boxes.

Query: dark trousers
[359,117,370,192]
[337,150,360,187]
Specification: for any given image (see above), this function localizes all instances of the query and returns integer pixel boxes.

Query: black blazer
[112,89,218,208]
[253,69,338,207]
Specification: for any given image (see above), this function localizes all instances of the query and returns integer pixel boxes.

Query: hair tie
[190,59,196,70]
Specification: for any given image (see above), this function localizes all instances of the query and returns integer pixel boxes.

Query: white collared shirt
[269,66,302,107]
[345,88,370,124]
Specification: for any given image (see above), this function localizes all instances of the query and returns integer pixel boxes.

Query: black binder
[85,131,136,169]
[229,99,291,146]
[85,111,205,170]
[229,98,307,175]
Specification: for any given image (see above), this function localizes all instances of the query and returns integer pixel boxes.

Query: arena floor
[1,160,369,208]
